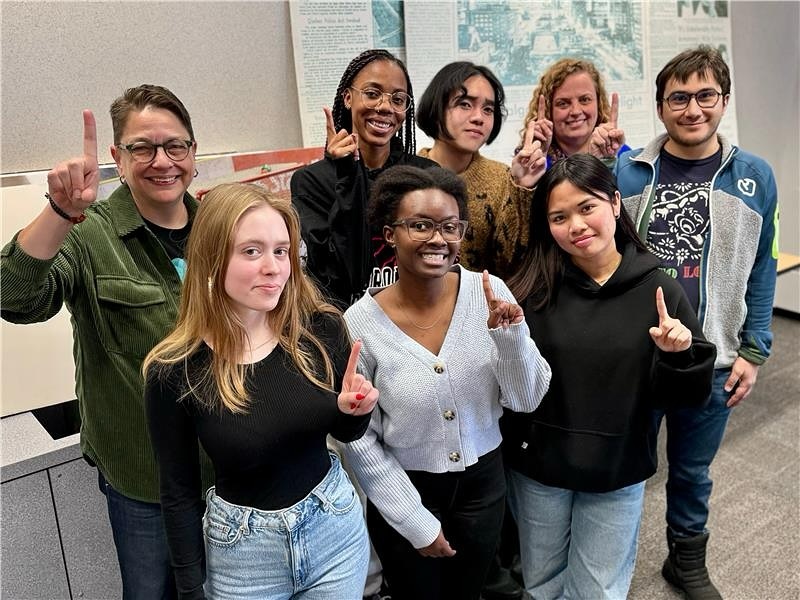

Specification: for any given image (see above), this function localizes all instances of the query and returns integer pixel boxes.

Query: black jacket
[501,243,716,493]
[290,138,435,308]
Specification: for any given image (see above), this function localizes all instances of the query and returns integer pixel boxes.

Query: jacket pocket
[95,276,170,358]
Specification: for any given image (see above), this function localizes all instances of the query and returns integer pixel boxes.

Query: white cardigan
[343,266,551,548]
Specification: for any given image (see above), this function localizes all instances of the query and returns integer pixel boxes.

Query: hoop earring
[194,168,199,178]
[119,175,126,185]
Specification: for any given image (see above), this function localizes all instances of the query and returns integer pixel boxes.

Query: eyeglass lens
[667,90,720,109]
[403,219,466,242]
[125,140,191,163]
[354,87,410,113]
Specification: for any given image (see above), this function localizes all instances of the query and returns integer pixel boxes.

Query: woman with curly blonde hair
[518,58,629,167]
[143,183,379,599]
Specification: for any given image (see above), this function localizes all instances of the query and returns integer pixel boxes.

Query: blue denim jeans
[653,368,732,536]
[98,471,177,600]
[507,470,645,600]
[203,453,369,599]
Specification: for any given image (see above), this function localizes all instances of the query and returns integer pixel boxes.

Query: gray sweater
[343,266,551,548]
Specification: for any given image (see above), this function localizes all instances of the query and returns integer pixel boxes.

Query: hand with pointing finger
[324,106,359,161]
[46,110,100,219]
[511,118,546,189]
[590,92,626,159]
[483,270,524,329]
[649,287,692,353]
[531,94,553,156]
[337,339,378,415]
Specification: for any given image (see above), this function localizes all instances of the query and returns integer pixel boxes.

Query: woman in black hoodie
[502,153,715,600]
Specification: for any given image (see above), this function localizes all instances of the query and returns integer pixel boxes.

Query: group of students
[1,42,777,600]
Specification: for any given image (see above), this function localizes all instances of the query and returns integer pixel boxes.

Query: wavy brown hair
[518,58,611,154]
[143,183,341,413]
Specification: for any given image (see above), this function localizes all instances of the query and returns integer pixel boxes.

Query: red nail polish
[350,403,357,410]
[356,393,365,400]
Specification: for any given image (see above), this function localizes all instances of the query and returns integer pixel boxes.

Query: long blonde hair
[518,58,612,155]
[143,183,341,413]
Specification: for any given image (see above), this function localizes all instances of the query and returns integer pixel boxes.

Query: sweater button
[443,410,455,421]
[448,451,461,462]
[434,363,445,374]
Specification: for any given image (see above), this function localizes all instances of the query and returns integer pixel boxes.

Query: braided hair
[330,49,417,155]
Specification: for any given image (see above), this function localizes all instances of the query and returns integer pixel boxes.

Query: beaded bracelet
[46,193,86,224]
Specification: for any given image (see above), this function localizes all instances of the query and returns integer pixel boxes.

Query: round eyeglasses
[349,86,412,113]
[661,89,723,111]
[392,218,469,242]
[116,139,194,163]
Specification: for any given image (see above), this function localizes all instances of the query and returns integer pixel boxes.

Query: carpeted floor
[629,313,800,600]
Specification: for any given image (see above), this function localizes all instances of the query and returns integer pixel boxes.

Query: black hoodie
[501,243,716,493]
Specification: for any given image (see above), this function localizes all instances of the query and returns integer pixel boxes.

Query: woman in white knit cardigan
[342,164,551,600]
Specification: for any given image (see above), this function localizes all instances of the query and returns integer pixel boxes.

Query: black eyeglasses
[349,86,412,113]
[392,218,469,242]
[660,89,723,111]
[116,139,194,163]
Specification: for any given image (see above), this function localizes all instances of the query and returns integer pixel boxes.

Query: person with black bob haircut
[416,61,546,280]
[502,153,716,600]
[342,164,551,600]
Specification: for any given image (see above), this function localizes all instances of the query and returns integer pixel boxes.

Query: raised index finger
[609,93,619,128]
[343,339,362,385]
[482,270,496,305]
[654,286,670,323]
[537,94,546,120]
[323,106,337,140]
[83,109,98,162]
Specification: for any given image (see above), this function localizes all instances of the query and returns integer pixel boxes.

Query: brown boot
[661,528,722,600]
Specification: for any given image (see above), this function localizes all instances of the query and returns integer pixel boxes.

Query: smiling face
[110,106,196,212]
[551,71,599,154]
[658,71,728,159]
[224,204,291,324]
[546,180,620,271]
[441,74,496,156]
[385,188,462,281]
[342,59,408,152]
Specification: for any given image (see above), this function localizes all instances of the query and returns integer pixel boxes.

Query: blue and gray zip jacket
[614,133,779,369]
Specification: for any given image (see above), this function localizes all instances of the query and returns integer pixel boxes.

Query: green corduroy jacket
[2,184,197,502]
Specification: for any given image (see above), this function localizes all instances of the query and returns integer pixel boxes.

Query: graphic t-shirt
[144,218,191,281]
[647,147,721,310]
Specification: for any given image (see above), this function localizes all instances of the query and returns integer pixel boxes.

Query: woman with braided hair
[291,49,436,309]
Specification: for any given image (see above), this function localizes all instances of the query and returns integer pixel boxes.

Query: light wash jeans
[507,469,645,600]
[203,453,369,599]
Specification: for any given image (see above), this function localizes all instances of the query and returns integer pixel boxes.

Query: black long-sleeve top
[290,137,436,308]
[501,243,716,493]
[145,314,370,599]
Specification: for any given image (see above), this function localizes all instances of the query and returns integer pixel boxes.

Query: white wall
[0,1,302,172]
[730,1,799,312]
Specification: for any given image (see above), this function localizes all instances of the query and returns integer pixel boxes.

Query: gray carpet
[629,314,800,600]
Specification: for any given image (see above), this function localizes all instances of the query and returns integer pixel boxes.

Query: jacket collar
[106,184,198,238]
[634,132,735,165]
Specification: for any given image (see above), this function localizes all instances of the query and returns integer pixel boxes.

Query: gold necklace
[395,280,452,331]
[246,335,276,352]
[397,301,449,330]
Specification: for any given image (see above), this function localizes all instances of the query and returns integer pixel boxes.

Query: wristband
[46,193,86,224]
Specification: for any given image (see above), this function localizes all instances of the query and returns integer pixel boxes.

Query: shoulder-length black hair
[417,61,506,145]
[507,153,647,309]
